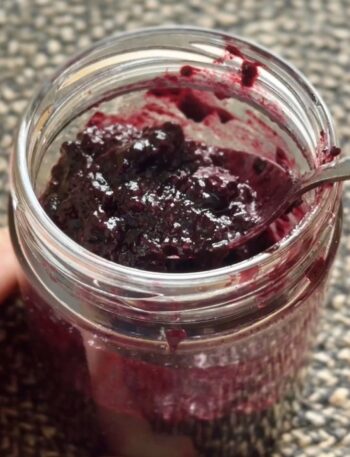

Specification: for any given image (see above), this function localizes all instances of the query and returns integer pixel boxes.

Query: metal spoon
[230,156,346,249]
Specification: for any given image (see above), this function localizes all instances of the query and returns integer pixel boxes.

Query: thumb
[0,227,20,303]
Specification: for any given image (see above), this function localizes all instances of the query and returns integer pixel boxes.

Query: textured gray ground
[1,1,350,456]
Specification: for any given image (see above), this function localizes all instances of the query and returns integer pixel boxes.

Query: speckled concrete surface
[1,1,350,456]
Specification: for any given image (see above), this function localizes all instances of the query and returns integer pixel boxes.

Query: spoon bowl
[230,153,345,249]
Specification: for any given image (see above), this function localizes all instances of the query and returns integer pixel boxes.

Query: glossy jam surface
[41,113,288,272]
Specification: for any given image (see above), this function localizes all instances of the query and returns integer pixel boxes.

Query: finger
[0,227,20,303]
[83,337,198,457]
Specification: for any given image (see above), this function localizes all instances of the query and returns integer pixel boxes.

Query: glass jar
[9,27,342,457]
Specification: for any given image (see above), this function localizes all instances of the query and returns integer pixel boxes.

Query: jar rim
[12,26,340,290]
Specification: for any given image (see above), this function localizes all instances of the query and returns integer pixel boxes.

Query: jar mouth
[13,26,340,289]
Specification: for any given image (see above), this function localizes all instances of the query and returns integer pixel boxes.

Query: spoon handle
[300,157,350,194]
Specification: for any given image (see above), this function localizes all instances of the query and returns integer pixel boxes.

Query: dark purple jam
[241,61,259,87]
[21,43,333,457]
[149,87,235,123]
[41,114,282,273]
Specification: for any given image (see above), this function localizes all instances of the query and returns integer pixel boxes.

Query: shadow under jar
[9,27,342,457]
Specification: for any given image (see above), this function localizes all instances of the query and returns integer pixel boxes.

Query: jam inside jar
[10,28,342,457]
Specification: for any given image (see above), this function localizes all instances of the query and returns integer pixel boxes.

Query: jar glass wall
[10,28,342,457]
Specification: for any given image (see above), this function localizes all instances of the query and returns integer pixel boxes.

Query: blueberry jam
[41,114,287,273]
[34,108,306,456]
[31,74,315,456]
